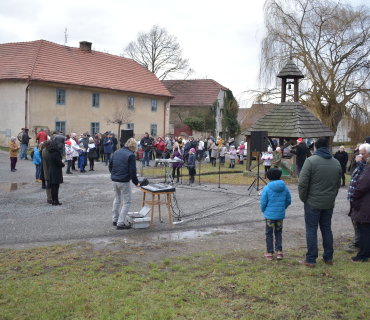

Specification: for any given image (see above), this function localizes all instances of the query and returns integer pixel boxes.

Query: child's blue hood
[267,180,286,193]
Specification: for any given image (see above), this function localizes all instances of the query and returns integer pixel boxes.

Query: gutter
[25,79,31,128]
[163,97,172,136]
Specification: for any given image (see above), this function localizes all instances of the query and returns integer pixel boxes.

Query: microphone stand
[218,158,227,190]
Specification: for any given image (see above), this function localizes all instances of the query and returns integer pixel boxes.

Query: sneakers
[351,256,369,263]
[263,252,273,260]
[117,224,131,230]
[112,222,117,226]
[276,251,284,260]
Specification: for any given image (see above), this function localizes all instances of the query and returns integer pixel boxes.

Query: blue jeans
[199,150,204,159]
[297,165,303,175]
[105,153,111,165]
[21,143,28,159]
[35,164,41,179]
[304,203,334,264]
[143,150,150,166]
[265,219,283,253]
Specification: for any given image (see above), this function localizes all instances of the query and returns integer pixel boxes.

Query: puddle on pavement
[154,230,213,241]
[0,182,28,192]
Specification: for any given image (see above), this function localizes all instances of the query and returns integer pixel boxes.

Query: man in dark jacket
[20,128,31,160]
[290,138,308,175]
[349,143,370,262]
[140,132,152,166]
[298,138,342,268]
[112,134,118,152]
[109,138,139,229]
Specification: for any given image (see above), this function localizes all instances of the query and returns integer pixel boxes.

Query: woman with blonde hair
[109,137,139,229]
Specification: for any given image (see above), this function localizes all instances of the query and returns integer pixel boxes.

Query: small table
[140,188,174,228]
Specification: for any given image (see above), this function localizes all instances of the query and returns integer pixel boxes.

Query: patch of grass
[1,244,369,319]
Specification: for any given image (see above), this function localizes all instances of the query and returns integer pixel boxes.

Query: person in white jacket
[69,133,81,172]
[261,147,274,179]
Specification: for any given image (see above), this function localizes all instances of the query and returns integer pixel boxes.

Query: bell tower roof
[277,59,304,79]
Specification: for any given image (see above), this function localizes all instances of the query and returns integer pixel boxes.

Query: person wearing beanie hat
[290,137,308,176]
[9,136,20,172]
[273,147,283,168]
[87,137,97,171]
[260,168,291,261]
[365,136,370,144]
[65,140,73,174]
[229,145,237,168]
[298,137,342,268]
[262,146,274,178]
[187,148,196,184]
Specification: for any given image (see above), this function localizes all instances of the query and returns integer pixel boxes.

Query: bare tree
[105,105,135,143]
[254,0,370,135]
[123,25,191,80]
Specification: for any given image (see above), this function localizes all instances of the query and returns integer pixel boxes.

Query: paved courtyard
[0,150,353,256]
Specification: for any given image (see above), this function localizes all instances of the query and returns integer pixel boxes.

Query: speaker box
[251,131,268,152]
[120,129,133,146]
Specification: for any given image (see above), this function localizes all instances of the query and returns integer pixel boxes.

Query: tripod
[248,152,267,195]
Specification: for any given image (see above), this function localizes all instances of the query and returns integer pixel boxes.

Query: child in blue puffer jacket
[33,146,42,182]
[260,168,291,261]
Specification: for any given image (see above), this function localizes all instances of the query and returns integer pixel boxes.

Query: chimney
[79,41,92,53]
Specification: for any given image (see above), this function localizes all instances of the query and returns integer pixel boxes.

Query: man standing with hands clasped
[298,138,342,268]
[109,138,140,230]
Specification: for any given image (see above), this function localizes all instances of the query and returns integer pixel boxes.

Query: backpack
[17,132,23,142]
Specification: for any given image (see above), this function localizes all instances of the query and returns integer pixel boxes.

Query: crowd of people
[9,128,124,205]
[7,128,370,262]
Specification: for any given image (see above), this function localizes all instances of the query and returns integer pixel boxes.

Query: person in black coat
[48,141,65,205]
[334,146,349,187]
[290,138,308,175]
[112,134,118,152]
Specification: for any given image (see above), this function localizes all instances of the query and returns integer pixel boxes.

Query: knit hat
[365,136,370,144]
[190,148,195,153]
[65,141,71,145]
[266,168,282,181]
[315,137,328,149]
[297,138,303,143]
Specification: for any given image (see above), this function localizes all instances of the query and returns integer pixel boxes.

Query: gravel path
[0,150,353,261]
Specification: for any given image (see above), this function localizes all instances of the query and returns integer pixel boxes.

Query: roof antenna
[64,28,68,46]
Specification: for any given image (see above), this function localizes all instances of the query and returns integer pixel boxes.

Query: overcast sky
[0,0,367,107]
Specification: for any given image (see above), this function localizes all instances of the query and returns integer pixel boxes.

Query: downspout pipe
[163,97,172,137]
[25,79,31,128]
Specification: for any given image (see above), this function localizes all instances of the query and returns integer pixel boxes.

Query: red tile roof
[0,40,172,98]
[162,79,228,106]
[239,104,275,132]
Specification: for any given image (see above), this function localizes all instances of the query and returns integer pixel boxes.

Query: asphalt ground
[0,150,352,251]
